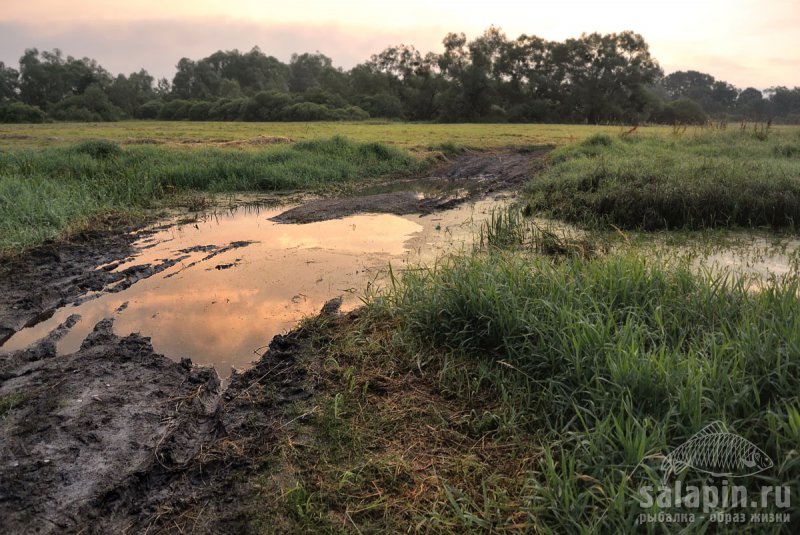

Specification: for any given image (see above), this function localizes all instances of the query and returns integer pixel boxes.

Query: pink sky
[1,0,798,88]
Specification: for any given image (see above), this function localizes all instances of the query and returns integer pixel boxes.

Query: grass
[0,121,681,150]
[478,204,603,258]
[0,393,25,417]
[268,248,799,532]
[527,129,800,230]
[0,136,423,253]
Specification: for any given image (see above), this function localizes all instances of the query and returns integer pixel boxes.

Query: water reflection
[2,200,489,376]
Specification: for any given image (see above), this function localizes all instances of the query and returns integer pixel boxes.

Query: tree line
[1,27,798,124]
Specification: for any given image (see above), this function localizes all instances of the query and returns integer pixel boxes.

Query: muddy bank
[271,149,549,223]
[0,317,220,532]
[0,150,546,348]
[0,225,258,349]
[0,225,144,346]
[0,309,319,534]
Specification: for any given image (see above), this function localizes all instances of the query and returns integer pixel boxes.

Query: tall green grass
[527,130,800,230]
[372,252,800,531]
[0,136,423,253]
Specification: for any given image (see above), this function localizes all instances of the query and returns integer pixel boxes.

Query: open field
[0,121,680,150]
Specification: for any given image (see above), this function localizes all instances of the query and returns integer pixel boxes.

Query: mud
[0,150,547,532]
[0,222,155,346]
[272,149,549,223]
[0,311,317,533]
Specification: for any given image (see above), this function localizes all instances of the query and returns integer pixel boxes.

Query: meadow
[0,135,424,253]
[2,121,799,532]
[0,120,676,150]
[0,121,673,255]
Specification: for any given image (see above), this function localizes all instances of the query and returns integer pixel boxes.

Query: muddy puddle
[1,199,498,377]
[641,233,800,284]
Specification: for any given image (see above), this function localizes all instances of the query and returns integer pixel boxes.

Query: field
[1,121,799,533]
[0,120,679,150]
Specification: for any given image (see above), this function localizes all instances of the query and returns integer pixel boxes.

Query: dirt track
[0,149,547,533]
[272,149,548,223]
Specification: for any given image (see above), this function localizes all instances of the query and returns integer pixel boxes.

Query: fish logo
[661,421,773,481]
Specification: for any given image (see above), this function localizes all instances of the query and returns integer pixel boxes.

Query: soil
[0,312,317,533]
[0,149,548,533]
[271,149,549,223]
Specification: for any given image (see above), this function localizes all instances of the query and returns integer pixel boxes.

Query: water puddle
[2,199,497,377]
[641,233,800,284]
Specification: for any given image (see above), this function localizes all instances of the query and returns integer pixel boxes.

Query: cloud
[0,12,796,88]
[0,18,448,79]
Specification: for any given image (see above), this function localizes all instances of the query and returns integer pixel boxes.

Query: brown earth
[0,149,548,533]
[271,149,549,223]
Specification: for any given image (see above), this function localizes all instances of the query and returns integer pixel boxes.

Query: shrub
[136,100,163,119]
[49,85,124,122]
[281,102,335,121]
[71,139,123,159]
[655,98,708,125]
[239,91,292,121]
[158,99,192,120]
[188,101,212,121]
[0,102,47,123]
[331,106,369,121]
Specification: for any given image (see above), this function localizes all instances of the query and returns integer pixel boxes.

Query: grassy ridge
[527,129,800,230]
[0,136,422,253]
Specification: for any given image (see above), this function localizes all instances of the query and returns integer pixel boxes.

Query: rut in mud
[272,149,549,223]
[0,149,547,533]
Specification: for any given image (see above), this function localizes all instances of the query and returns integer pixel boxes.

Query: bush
[49,85,124,122]
[217,98,247,121]
[239,91,292,121]
[0,102,47,123]
[358,92,405,119]
[71,139,123,159]
[507,100,559,123]
[331,106,369,121]
[136,100,163,119]
[51,107,100,122]
[158,99,192,120]
[188,101,212,121]
[655,98,708,125]
[281,102,335,121]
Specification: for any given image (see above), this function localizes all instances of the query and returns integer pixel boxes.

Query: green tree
[288,53,335,93]
[0,62,19,101]
[736,87,767,120]
[560,32,662,124]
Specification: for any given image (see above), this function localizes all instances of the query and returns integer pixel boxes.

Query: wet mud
[0,311,317,533]
[0,150,547,532]
[271,149,549,223]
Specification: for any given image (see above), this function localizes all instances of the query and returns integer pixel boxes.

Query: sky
[0,0,798,89]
